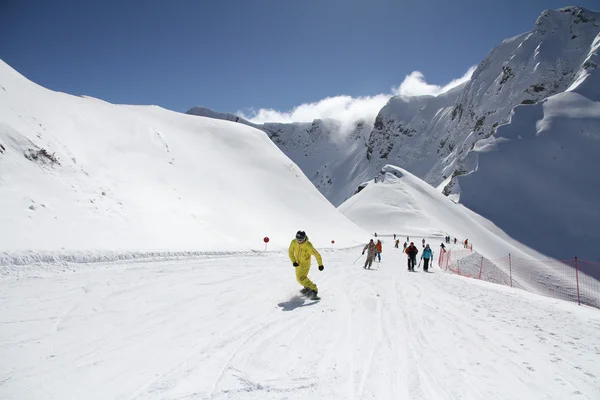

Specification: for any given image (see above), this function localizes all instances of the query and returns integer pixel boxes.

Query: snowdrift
[0,60,369,258]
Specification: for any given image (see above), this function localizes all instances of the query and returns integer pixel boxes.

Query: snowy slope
[0,60,369,257]
[2,249,599,399]
[369,7,600,192]
[338,165,587,295]
[458,32,600,263]
[187,106,373,206]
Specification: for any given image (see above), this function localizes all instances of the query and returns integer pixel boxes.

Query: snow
[2,248,599,399]
[187,107,375,207]
[337,165,596,305]
[0,59,370,257]
[459,68,600,263]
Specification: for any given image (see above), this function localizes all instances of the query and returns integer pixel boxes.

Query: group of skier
[443,235,470,249]
[362,235,434,272]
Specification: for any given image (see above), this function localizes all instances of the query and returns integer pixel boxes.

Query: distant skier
[407,236,410,242]
[395,239,400,248]
[362,239,377,269]
[288,231,323,300]
[421,244,433,272]
[440,242,446,251]
[422,238,426,248]
[374,232,378,237]
[376,240,383,262]
[454,238,457,245]
[464,239,469,249]
[393,234,396,240]
[405,242,419,271]
[403,241,407,251]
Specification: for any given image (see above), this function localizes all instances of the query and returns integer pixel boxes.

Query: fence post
[478,256,484,279]
[575,256,581,306]
[509,253,513,288]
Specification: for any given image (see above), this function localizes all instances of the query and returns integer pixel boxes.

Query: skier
[288,230,323,300]
[393,234,396,240]
[376,240,383,262]
[362,239,377,269]
[422,238,426,248]
[403,241,408,251]
[464,239,469,249]
[421,244,433,272]
[405,242,419,271]
[440,242,446,251]
[454,238,457,244]
[395,239,400,248]
[406,236,410,242]
[374,232,378,237]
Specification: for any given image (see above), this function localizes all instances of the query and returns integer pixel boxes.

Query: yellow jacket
[289,238,323,267]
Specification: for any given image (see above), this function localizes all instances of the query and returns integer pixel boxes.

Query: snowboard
[300,289,320,301]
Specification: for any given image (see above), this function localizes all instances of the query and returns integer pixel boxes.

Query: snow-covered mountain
[369,6,600,191]
[187,106,374,206]
[0,60,370,260]
[458,62,600,262]
[189,7,600,209]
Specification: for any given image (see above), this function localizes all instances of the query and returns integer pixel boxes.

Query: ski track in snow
[1,248,599,400]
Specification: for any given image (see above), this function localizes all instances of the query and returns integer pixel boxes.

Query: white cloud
[238,66,477,131]
[392,66,477,97]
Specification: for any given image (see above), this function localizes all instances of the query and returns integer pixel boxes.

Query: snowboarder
[376,240,383,262]
[288,231,323,300]
[422,238,426,248]
[362,239,377,269]
[395,239,400,248]
[405,242,419,271]
[421,244,433,272]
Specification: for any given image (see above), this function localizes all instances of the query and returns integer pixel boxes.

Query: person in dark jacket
[405,242,419,271]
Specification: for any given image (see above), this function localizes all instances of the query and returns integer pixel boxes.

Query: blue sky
[1,0,598,121]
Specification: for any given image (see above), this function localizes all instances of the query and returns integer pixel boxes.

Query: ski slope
[0,59,368,258]
[340,165,547,260]
[338,165,599,305]
[1,249,599,400]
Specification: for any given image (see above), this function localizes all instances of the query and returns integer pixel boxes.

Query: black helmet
[296,230,307,242]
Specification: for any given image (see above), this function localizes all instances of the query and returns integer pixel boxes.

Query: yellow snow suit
[288,238,323,292]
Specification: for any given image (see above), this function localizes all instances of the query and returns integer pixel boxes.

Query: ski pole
[353,254,363,264]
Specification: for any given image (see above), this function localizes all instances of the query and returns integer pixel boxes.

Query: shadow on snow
[277,295,320,311]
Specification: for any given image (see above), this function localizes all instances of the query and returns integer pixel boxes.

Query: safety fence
[438,249,600,309]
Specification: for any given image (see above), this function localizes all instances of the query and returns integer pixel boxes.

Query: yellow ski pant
[295,263,318,292]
